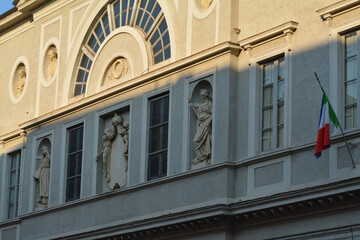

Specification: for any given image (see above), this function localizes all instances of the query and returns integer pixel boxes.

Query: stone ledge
[316,0,360,21]
[239,21,298,50]
[91,188,360,240]
[16,41,240,132]
[0,0,52,35]
[6,169,360,239]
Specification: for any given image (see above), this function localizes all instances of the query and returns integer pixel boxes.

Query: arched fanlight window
[73,0,171,97]
[113,0,135,27]
[75,10,110,95]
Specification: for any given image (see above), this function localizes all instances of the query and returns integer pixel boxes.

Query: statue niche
[96,113,129,190]
[33,139,51,210]
[188,82,213,169]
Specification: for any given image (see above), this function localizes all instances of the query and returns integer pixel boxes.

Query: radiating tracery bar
[74,54,93,96]
[113,0,135,28]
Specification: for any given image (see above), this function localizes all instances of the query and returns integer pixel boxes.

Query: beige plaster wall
[237,0,338,50]
[0,25,38,135]
[0,0,342,139]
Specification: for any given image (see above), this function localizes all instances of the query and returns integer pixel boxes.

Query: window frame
[241,22,296,157]
[64,122,85,202]
[341,29,360,130]
[259,56,286,151]
[6,150,22,220]
[247,49,290,156]
[147,92,170,181]
[319,3,360,135]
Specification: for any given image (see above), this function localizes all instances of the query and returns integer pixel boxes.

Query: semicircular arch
[63,0,173,102]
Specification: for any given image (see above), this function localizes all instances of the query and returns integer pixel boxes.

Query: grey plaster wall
[1,227,17,240]
[50,124,64,206]
[254,161,283,188]
[234,166,248,198]
[338,144,360,169]
[169,78,185,175]
[291,150,329,186]
[236,55,249,160]
[19,168,230,240]
[290,43,330,147]
[213,63,234,164]
[128,96,143,186]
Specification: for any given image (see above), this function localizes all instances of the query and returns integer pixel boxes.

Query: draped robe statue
[34,146,51,206]
[188,89,212,166]
[96,113,129,188]
[97,127,116,183]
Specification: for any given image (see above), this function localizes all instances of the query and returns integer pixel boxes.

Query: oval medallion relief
[12,63,27,98]
[43,45,58,83]
[103,57,131,86]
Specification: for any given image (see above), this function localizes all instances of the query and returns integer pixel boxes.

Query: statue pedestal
[191,160,210,170]
[35,203,47,211]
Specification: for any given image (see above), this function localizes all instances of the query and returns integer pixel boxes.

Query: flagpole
[314,72,356,168]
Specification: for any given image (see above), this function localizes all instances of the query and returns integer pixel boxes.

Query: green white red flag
[315,88,339,158]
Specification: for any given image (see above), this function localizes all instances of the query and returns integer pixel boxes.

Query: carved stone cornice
[316,0,360,21]
[239,21,298,51]
[232,190,360,228]
[54,187,360,240]
[17,41,241,132]
[0,0,53,35]
[0,128,26,144]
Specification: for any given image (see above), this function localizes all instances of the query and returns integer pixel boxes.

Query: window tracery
[73,0,171,97]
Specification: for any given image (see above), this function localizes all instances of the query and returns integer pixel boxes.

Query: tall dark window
[148,93,169,180]
[7,151,21,219]
[66,124,83,202]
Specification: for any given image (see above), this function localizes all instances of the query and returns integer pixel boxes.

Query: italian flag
[315,88,339,158]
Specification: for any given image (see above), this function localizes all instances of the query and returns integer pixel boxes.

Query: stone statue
[188,89,212,166]
[122,121,129,156]
[16,69,26,97]
[47,49,57,80]
[97,113,129,188]
[96,127,116,183]
[118,121,129,170]
[33,146,51,206]
[113,114,129,170]
[112,113,123,127]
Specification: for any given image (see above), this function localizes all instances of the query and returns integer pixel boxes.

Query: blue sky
[0,1,15,15]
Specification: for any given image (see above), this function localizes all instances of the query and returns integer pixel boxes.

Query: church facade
[1,0,360,239]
